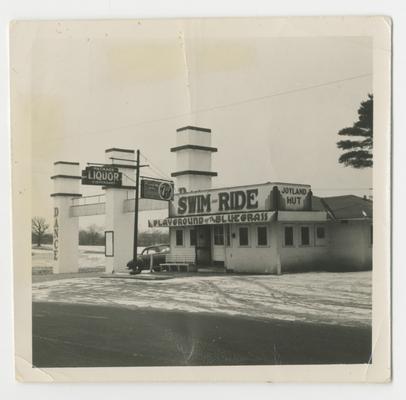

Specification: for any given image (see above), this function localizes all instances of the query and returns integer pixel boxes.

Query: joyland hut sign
[277,183,312,211]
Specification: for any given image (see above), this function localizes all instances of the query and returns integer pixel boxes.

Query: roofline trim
[105,148,135,154]
[171,170,218,177]
[170,144,218,153]
[54,161,80,166]
[176,126,211,133]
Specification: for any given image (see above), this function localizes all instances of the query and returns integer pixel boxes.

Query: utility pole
[133,149,141,263]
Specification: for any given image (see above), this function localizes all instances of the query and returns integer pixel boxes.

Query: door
[195,225,211,266]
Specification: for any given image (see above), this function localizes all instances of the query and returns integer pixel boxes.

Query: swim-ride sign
[81,166,122,187]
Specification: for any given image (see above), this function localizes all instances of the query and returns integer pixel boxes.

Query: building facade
[148,126,373,274]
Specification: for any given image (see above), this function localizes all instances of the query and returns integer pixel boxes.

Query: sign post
[83,153,173,274]
[133,149,141,266]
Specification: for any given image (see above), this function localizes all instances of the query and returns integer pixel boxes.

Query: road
[33,302,371,368]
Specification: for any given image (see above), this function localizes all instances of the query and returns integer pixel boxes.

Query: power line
[140,152,172,181]
[32,72,372,143]
[188,73,372,115]
[122,172,137,184]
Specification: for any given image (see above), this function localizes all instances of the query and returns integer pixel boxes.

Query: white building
[148,126,373,274]
[50,125,372,275]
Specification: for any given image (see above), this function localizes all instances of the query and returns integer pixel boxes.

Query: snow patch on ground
[32,271,372,327]
[32,245,146,269]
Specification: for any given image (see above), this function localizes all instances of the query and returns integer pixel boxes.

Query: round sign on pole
[158,182,174,201]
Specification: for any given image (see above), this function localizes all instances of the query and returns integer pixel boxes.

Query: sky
[27,19,373,230]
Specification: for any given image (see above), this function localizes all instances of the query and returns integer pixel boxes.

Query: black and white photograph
[10,16,391,383]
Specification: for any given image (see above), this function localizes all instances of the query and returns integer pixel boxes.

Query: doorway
[195,225,211,266]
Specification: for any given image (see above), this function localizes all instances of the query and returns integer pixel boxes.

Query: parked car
[127,244,170,274]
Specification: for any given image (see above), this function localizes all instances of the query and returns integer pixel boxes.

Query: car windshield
[157,245,170,253]
[143,247,157,255]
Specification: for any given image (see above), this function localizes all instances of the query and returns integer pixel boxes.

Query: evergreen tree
[337,94,373,168]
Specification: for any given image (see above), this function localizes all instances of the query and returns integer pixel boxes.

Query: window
[257,226,268,246]
[284,226,294,246]
[301,226,310,246]
[315,225,327,246]
[190,229,196,246]
[239,227,249,246]
[316,226,325,239]
[213,225,224,246]
[175,229,183,246]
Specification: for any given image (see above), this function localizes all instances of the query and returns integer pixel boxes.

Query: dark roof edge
[54,161,80,165]
[171,170,218,177]
[105,163,138,170]
[176,126,211,133]
[170,144,217,152]
[105,148,135,154]
[103,185,137,190]
[50,193,82,198]
[51,175,82,180]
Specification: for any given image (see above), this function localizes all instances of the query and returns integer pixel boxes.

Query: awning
[148,211,276,228]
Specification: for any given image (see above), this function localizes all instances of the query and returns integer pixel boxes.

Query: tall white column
[104,148,136,273]
[171,126,217,192]
[51,161,82,273]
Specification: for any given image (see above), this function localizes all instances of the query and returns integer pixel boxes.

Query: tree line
[32,217,168,247]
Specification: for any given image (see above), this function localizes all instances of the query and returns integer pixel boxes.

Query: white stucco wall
[176,149,212,172]
[277,222,330,272]
[225,222,279,274]
[104,149,136,273]
[169,227,196,262]
[176,129,211,147]
[52,162,81,274]
[175,174,212,192]
[328,220,372,270]
[104,188,134,273]
[166,218,372,274]
[53,196,80,273]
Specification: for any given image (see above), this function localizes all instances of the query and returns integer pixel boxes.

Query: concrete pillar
[274,220,282,275]
[171,126,217,192]
[104,148,136,273]
[51,161,82,273]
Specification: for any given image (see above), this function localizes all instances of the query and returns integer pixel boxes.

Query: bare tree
[32,217,50,247]
[87,224,102,245]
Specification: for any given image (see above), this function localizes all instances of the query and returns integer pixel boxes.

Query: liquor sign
[141,179,174,201]
[148,211,275,228]
[81,166,122,187]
